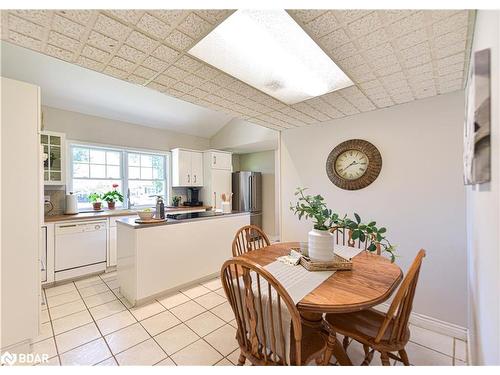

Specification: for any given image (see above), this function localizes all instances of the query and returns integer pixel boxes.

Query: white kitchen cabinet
[1,78,41,352]
[108,215,137,267]
[201,150,232,210]
[41,131,66,185]
[171,148,203,187]
[208,150,232,170]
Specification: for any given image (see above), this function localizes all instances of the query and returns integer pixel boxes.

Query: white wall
[280,91,467,327]
[42,106,210,151]
[238,151,276,237]
[466,10,500,365]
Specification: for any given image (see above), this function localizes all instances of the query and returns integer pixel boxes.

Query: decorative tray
[289,247,353,271]
[135,218,167,224]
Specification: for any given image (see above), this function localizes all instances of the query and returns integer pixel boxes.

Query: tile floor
[34,271,468,366]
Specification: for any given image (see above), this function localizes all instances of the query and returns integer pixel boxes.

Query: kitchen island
[116,211,250,306]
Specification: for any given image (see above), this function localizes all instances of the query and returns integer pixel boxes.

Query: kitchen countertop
[116,211,249,229]
[44,206,212,223]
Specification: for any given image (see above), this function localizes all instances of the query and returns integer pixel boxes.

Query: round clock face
[334,150,369,180]
[326,139,382,190]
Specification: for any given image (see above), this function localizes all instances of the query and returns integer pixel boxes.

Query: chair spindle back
[232,225,271,256]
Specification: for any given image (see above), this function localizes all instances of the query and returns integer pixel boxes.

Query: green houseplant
[88,192,103,211]
[290,187,396,262]
[102,184,124,210]
[172,196,181,207]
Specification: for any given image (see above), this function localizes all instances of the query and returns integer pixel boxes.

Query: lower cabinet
[108,215,137,267]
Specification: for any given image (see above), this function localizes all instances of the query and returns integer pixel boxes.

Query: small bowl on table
[137,210,155,221]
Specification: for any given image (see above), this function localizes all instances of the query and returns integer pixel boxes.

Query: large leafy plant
[290,187,396,262]
[102,184,124,203]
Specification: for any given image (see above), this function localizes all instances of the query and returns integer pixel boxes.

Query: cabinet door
[211,169,232,210]
[211,152,232,170]
[173,150,192,187]
[108,226,117,267]
[41,132,65,185]
[191,152,204,186]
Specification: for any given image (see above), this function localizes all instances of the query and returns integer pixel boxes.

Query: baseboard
[375,303,468,341]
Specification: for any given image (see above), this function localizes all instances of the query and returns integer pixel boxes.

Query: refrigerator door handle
[249,175,253,211]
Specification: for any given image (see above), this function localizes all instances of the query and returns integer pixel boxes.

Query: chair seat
[291,323,327,365]
[324,308,410,349]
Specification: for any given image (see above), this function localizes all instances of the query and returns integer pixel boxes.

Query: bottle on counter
[156,196,165,219]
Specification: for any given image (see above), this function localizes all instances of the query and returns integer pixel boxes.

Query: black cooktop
[167,211,223,220]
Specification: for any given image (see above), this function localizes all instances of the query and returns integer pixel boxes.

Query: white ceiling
[0,41,233,138]
[0,9,475,131]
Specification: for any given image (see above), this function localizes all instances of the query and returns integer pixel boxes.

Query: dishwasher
[55,220,107,281]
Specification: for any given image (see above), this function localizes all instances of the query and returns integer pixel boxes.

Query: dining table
[237,241,403,365]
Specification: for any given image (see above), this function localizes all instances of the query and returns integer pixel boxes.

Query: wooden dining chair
[322,249,426,366]
[330,226,381,255]
[232,225,271,256]
[220,258,327,366]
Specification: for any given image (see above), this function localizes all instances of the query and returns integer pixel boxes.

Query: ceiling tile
[8,14,45,40]
[57,10,94,25]
[109,56,136,72]
[94,13,131,41]
[194,64,221,80]
[210,73,236,87]
[194,10,233,25]
[116,44,145,63]
[87,31,119,53]
[395,28,428,50]
[335,10,371,23]
[287,9,327,24]
[141,56,168,72]
[438,61,464,76]
[177,13,212,40]
[387,11,426,35]
[153,10,190,27]
[433,27,467,49]
[182,74,206,87]
[154,74,177,87]
[164,65,189,80]
[320,28,350,51]
[103,65,129,80]
[82,44,110,63]
[151,44,179,63]
[323,92,360,115]
[432,11,469,36]
[305,11,341,38]
[125,30,158,53]
[362,42,395,61]
[174,55,203,72]
[172,81,194,93]
[75,55,104,71]
[133,65,157,80]
[127,74,147,85]
[6,30,42,50]
[434,41,466,59]
[399,42,431,59]
[305,97,344,119]
[331,42,359,60]
[190,87,210,99]
[48,31,80,52]
[136,13,170,39]
[164,29,194,50]
[45,44,74,61]
[147,81,168,92]
[10,10,52,26]
[381,10,416,23]
[347,12,383,38]
[356,28,390,50]
[106,10,144,25]
[291,102,331,121]
[52,14,86,40]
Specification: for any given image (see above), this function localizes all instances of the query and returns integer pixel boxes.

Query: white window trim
[67,140,171,209]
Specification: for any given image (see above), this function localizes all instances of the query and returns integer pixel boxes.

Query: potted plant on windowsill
[172,196,181,207]
[88,192,103,211]
[102,184,124,210]
[290,187,396,262]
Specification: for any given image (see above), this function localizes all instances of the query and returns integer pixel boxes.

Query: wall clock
[325,139,382,190]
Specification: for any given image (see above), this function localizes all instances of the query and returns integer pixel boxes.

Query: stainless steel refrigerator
[232,171,263,229]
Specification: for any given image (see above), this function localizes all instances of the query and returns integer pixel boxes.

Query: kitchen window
[69,144,168,209]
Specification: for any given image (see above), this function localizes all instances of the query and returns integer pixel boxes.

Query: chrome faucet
[127,188,134,209]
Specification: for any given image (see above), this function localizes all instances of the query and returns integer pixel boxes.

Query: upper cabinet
[171,148,204,187]
[41,131,65,185]
[207,151,232,170]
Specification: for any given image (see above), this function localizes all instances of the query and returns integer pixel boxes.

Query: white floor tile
[215,358,233,366]
[201,277,222,291]
[96,310,136,336]
[171,339,223,365]
[47,290,81,308]
[105,279,119,290]
[405,342,453,365]
[204,324,239,356]
[55,322,101,354]
[170,300,206,322]
[94,357,118,366]
[185,311,225,337]
[141,310,181,336]
[59,338,111,366]
[52,310,93,335]
[155,357,176,366]
[100,271,117,281]
[83,290,117,308]
[34,355,60,366]
[40,309,50,324]
[104,323,149,354]
[78,283,109,298]
[129,300,165,321]
[32,321,53,343]
[31,337,57,360]
[454,338,467,362]
[454,359,467,366]
[210,302,235,322]
[75,276,104,289]
[155,324,199,355]
[44,283,76,298]
[194,291,226,309]
[214,288,227,297]
[180,284,211,299]
[49,299,87,320]
[227,348,242,365]
[89,299,126,321]
[157,292,190,309]
[409,325,454,356]
[115,338,167,365]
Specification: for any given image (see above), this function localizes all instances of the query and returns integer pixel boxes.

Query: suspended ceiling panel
[0,9,475,131]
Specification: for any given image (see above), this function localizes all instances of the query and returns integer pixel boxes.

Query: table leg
[299,311,352,366]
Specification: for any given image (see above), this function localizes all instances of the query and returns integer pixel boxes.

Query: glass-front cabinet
[41,131,65,185]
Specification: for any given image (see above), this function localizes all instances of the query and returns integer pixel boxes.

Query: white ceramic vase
[308,229,335,262]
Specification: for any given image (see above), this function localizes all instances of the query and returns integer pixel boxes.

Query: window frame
[68,141,170,209]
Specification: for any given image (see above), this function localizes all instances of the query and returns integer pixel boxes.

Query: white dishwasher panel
[55,221,107,272]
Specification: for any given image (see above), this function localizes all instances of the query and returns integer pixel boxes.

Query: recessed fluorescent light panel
[188,9,353,105]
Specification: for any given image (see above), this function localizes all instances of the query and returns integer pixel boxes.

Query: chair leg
[380,351,391,366]
[237,352,246,366]
[398,349,410,366]
[361,349,374,366]
[363,344,370,355]
[342,336,350,351]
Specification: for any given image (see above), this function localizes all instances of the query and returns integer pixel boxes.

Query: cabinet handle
[194,175,197,183]
[213,155,216,165]
[187,174,190,183]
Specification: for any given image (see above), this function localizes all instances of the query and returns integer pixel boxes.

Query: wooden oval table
[238,242,403,365]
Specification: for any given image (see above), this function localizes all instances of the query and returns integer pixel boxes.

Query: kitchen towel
[334,244,364,261]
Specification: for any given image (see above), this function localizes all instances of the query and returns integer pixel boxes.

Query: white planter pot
[308,229,334,262]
